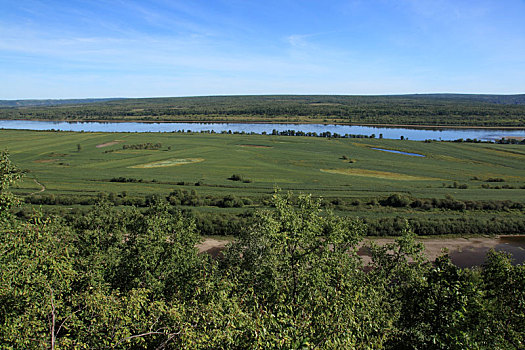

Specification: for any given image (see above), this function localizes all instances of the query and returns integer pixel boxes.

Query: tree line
[1,95,524,126]
[20,189,525,237]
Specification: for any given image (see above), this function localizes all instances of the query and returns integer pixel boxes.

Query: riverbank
[198,235,525,267]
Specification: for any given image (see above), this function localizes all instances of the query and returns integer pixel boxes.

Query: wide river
[1,120,524,141]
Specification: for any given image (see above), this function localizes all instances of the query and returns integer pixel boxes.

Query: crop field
[2,129,524,204]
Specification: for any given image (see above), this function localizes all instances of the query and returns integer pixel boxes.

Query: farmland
[2,129,524,236]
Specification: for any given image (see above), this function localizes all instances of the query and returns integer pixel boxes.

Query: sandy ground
[198,236,525,267]
[197,238,230,258]
[96,140,123,148]
[366,237,499,260]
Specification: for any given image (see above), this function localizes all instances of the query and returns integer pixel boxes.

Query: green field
[3,129,524,203]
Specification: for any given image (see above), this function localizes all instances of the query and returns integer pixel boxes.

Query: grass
[2,129,524,204]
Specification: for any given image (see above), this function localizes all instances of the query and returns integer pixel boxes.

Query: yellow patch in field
[239,144,272,148]
[320,168,437,181]
[351,142,376,148]
[483,148,525,158]
[434,155,462,162]
[130,158,204,168]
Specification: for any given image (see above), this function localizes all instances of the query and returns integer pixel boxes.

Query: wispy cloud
[0,0,523,98]
[286,34,312,48]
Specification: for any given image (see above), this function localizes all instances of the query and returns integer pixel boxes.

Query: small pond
[371,148,426,157]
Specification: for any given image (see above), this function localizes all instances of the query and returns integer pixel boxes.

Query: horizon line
[2,92,525,102]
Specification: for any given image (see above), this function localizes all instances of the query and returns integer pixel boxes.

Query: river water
[1,120,524,141]
[449,236,525,268]
[358,236,525,268]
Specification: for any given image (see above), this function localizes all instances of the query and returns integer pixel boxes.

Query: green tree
[481,250,525,348]
[0,150,22,223]
[111,199,204,299]
[223,192,392,348]
[388,255,485,349]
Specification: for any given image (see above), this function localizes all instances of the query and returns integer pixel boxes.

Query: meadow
[2,129,524,201]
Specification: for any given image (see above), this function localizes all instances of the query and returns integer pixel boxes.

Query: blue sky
[1,0,524,99]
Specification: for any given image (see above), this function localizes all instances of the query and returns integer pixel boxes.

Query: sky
[0,0,524,99]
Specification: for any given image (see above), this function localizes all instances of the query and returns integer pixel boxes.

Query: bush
[381,194,411,207]
[228,174,243,181]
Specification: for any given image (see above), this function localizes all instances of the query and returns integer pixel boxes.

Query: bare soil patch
[96,140,124,148]
[130,158,204,168]
[197,238,230,258]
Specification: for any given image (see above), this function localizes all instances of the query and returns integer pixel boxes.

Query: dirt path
[29,178,46,195]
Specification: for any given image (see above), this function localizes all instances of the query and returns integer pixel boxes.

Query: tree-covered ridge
[1,94,525,126]
[1,152,524,348]
[0,98,121,108]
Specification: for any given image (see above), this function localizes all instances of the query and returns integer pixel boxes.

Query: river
[1,120,524,141]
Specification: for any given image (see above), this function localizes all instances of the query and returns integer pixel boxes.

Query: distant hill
[1,94,524,108]
[0,98,124,108]
[400,94,525,105]
[0,94,524,127]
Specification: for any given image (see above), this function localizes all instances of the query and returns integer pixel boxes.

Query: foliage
[0,152,524,348]
[222,192,391,348]
[0,150,22,223]
[390,256,486,349]
[481,250,525,348]
[1,94,524,126]
[123,142,162,150]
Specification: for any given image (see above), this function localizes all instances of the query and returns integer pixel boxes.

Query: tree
[111,199,204,299]
[0,154,78,347]
[0,150,22,223]
[389,255,486,349]
[223,192,392,348]
[481,250,525,348]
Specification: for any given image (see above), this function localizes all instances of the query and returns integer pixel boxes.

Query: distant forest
[1,94,524,127]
